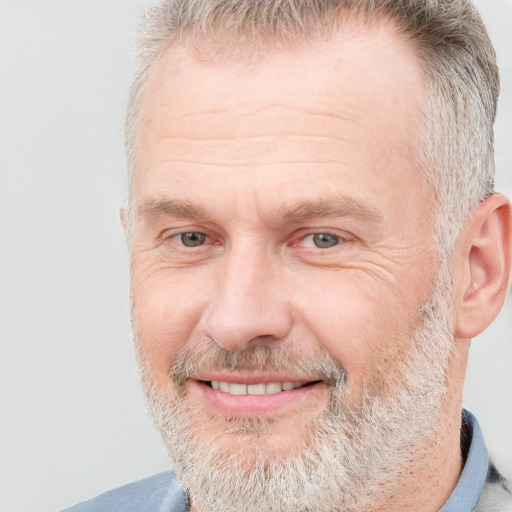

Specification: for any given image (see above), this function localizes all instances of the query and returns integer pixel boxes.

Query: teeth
[229,383,247,395]
[247,383,266,395]
[210,380,305,395]
[265,382,282,395]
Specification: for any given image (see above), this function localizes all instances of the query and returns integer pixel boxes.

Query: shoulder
[475,462,512,512]
[61,471,189,512]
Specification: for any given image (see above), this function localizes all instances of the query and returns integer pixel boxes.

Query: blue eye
[303,233,341,248]
[179,232,207,247]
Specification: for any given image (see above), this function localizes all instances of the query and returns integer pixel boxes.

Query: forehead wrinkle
[156,134,359,144]
[160,105,366,140]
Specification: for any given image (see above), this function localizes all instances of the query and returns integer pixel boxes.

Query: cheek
[131,265,209,375]
[293,272,419,393]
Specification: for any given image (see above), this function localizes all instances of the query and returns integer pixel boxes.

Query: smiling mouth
[203,380,319,396]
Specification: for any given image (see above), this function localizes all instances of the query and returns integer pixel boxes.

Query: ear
[453,194,512,339]
[120,207,128,234]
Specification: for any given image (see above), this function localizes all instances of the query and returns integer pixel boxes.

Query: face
[130,21,452,512]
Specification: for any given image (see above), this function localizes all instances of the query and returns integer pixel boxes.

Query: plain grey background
[0,1,510,511]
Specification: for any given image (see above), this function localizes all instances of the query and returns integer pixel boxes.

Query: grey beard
[137,272,454,512]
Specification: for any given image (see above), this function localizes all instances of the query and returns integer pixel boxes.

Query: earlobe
[454,194,512,340]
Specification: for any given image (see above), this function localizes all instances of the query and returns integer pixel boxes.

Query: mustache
[167,340,348,387]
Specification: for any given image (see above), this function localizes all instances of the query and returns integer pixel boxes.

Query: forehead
[133,19,427,217]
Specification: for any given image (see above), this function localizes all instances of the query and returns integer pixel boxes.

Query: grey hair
[125,0,499,254]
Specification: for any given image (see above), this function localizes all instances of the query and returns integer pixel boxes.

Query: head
[126,0,500,251]
[124,1,511,511]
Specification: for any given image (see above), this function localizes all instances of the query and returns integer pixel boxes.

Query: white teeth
[265,382,282,395]
[229,383,247,395]
[210,380,305,395]
[247,383,266,395]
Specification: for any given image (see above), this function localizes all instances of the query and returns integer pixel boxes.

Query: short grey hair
[126,0,499,253]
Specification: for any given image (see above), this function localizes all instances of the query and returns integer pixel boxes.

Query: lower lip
[189,380,324,415]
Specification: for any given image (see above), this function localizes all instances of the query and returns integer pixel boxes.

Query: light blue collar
[439,410,489,512]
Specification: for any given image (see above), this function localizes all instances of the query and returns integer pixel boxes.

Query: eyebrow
[138,195,382,224]
[278,197,382,223]
[140,198,208,220]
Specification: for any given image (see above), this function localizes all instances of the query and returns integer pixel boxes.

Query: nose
[198,244,293,351]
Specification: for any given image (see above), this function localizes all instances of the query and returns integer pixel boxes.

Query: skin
[127,19,512,512]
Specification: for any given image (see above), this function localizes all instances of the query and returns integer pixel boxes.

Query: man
[64,0,512,511]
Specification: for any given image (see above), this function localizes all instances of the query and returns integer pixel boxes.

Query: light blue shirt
[440,410,489,512]
[62,410,502,512]
[63,471,188,512]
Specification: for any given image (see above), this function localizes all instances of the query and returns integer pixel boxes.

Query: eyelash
[295,232,345,249]
[167,230,347,251]
[169,231,215,248]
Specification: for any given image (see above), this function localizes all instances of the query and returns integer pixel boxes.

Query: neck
[368,346,468,512]
[370,413,463,512]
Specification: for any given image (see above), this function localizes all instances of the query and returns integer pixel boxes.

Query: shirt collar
[439,409,489,512]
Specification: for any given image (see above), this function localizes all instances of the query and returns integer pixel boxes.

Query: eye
[178,232,208,247]
[302,233,342,249]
